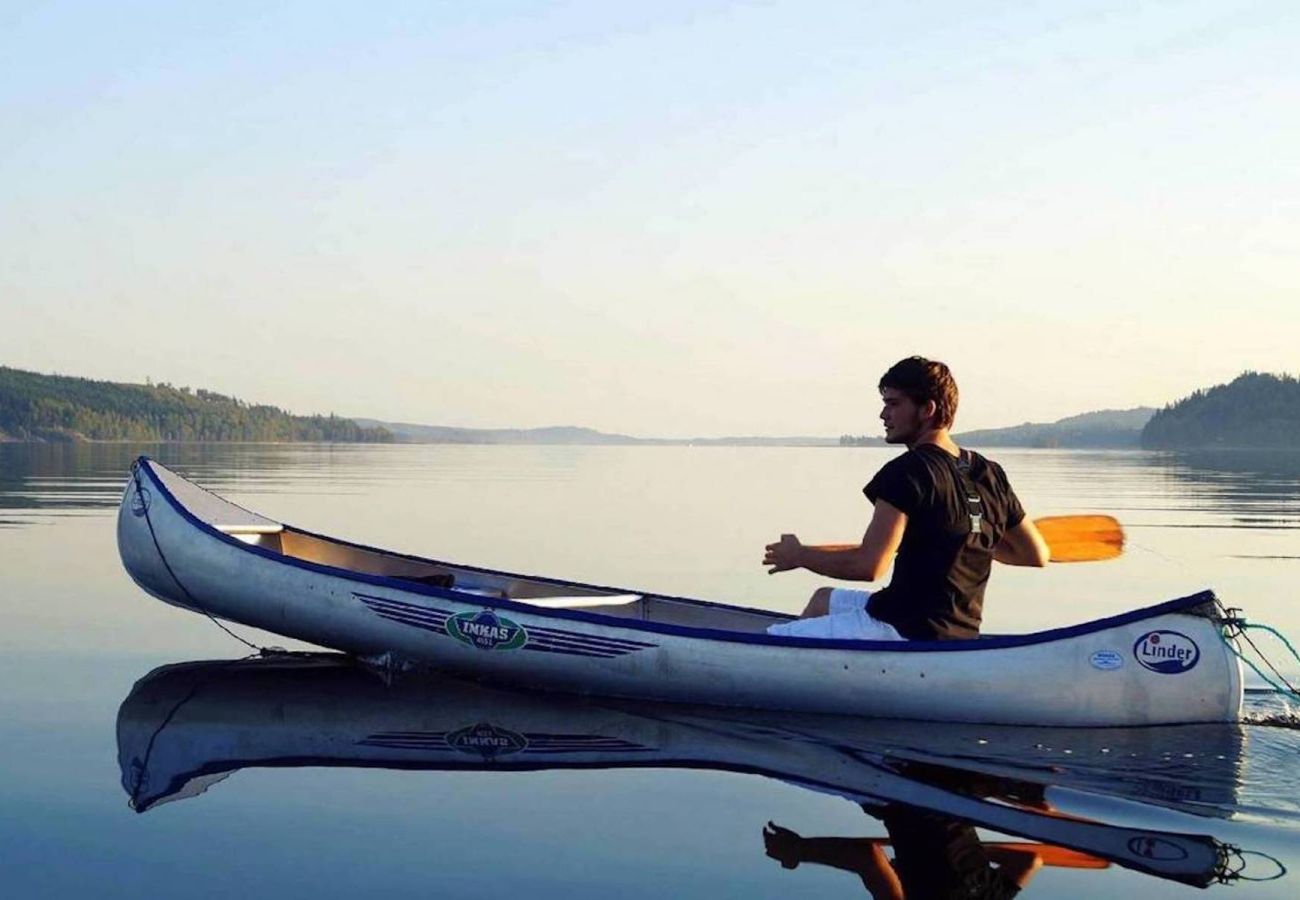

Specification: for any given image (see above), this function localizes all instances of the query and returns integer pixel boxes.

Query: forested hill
[1142,372,1300,449]
[840,407,1153,448]
[0,367,393,443]
[955,407,1153,448]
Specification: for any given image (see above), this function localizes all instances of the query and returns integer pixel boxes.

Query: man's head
[878,357,959,445]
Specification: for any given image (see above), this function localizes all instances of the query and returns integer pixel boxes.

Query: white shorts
[766,588,905,641]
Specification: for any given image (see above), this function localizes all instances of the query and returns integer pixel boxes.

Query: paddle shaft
[812,514,1123,564]
[857,838,1107,869]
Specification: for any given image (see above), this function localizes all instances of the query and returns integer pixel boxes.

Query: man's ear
[920,399,938,425]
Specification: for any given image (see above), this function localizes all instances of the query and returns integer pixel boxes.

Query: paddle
[853,838,1108,869]
[1033,514,1124,563]
[811,514,1124,563]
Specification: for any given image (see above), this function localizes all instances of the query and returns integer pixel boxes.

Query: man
[764,357,1048,641]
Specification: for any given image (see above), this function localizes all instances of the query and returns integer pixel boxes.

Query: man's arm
[763,823,904,900]
[764,500,907,581]
[994,518,1050,567]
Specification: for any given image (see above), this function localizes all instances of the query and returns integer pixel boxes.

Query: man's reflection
[761,761,1094,897]
[764,802,1043,899]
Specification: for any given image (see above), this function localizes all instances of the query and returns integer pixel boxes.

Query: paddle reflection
[117,655,1275,893]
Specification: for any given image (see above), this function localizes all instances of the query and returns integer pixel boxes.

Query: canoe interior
[149,463,791,636]
[264,526,789,634]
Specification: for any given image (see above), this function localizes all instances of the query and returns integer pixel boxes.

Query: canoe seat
[513,594,642,609]
[218,524,286,549]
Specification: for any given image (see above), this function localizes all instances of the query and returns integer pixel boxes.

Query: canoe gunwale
[132,455,1225,655]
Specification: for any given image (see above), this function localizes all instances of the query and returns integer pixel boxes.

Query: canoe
[116,457,1244,727]
[117,655,1242,888]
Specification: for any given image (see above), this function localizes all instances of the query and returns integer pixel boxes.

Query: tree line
[1141,372,1300,449]
[0,367,393,443]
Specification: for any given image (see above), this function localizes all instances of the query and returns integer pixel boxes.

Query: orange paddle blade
[1037,514,1124,563]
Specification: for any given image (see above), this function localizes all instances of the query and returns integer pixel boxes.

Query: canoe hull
[117,459,1244,726]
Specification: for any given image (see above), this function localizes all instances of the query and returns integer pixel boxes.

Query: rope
[1215,845,1288,883]
[1214,603,1300,700]
[131,463,272,656]
[1123,536,1300,707]
[1125,527,1300,694]
[1243,622,1300,670]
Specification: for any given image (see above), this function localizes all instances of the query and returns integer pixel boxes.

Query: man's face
[879,387,925,445]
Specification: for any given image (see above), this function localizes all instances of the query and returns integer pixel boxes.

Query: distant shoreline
[4,437,1297,453]
[5,366,1296,450]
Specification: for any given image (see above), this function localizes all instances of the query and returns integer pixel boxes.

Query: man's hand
[764,534,804,574]
[763,821,803,869]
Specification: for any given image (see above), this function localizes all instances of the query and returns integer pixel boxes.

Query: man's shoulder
[960,448,1016,493]
[864,449,933,503]
[874,447,933,478]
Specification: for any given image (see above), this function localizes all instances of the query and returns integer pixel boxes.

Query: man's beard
[884,413,924,445]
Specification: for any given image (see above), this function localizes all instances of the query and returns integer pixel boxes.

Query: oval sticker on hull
[1133,630,1200,674]
[1089,650,1124,671]
[1126,836,1190,861]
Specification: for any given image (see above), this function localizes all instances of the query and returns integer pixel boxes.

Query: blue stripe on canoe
[355,593,656,656]
[524,631,652,654]
[524,643,625,659]
[366,609,445,635]
[137,456,1222,655]
[355,593,646,658]
[525,623,657,649]
[355,594,450,624]
[523,746,657,754]
[357,733,653,753]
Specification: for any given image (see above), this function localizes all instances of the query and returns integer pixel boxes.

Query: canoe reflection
[118,654,1265,892]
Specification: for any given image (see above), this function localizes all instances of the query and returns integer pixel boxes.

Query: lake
[2,442,1298,898]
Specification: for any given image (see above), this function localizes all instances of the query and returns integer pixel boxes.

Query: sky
[2,0,1297,437]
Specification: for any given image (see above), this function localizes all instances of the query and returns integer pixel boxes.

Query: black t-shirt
[864,445,1025,640]
[880,806,1022,900]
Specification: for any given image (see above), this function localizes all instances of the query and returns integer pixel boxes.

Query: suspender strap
[952,449,984,535]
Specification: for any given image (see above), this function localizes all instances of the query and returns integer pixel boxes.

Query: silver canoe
[116,457,1244,726]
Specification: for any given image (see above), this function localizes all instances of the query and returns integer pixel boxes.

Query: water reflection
[1107,450,1300,530]
[1169,450,1300,480]
[117,655,1284,893]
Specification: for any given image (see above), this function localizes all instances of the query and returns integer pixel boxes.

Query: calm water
[2,442,1298,898]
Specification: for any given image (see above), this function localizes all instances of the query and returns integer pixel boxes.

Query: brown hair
[879,357,959,429]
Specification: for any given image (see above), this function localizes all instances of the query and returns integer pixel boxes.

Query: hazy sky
[3,1,1297,436]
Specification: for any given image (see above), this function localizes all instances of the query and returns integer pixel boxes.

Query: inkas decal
[447,722,529,759]
[447,609,527,651]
